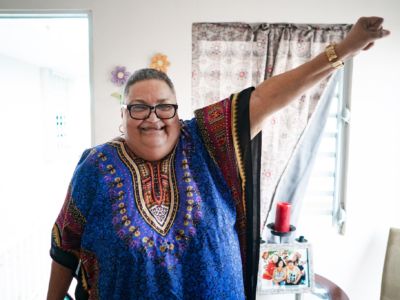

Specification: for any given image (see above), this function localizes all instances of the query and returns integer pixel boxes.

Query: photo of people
[258,243,314,294]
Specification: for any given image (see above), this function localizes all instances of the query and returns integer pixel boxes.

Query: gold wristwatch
[325,44,344,69]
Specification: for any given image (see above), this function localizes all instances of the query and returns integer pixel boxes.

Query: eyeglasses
[122,103,178,120]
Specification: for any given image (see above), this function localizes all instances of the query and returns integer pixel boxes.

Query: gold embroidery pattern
[231,93,247,215]
[112,141,179,236]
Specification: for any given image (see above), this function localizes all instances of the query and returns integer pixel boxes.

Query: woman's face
[122,79,180,161]
[287,261,294,269]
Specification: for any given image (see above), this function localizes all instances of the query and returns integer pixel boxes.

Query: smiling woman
[47,17,389,300]
[0,13,91,299]
[48,68,259,300]
[121,77,181,161]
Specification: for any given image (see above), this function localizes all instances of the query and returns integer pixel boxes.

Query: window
[191,21,352,236]
[0,13,91,299]
[301,63,352,234]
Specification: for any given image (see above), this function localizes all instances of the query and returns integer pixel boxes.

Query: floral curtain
[192,22,351,234]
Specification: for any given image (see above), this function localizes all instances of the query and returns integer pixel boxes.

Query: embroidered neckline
[117,142,179,236]
[103,129,202,267]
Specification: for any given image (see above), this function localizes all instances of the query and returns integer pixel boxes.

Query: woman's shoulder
[72,140,118,173]
[94,138,123,153]
[79,138,122,161]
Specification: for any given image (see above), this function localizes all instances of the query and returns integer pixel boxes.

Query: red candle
[275,202,291,232]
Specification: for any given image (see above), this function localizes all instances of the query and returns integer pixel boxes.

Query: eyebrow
[129,98,170,104]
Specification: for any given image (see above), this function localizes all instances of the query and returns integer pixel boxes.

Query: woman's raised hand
[339,17,390,58]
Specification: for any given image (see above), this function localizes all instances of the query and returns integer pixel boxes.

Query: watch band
[325,44,344,69]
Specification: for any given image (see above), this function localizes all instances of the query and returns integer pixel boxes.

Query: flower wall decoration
[150,53,170,73]
[111,66,130,86]
[110,66,130,103]
[110,54,170,103]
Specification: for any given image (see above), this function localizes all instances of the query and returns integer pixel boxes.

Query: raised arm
[250,16,390,138]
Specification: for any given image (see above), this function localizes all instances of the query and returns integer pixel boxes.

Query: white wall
[1,0,399,299]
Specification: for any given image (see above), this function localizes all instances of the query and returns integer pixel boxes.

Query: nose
[146,108,159,122]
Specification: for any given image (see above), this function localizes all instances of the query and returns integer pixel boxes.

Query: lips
[140,126,165,132]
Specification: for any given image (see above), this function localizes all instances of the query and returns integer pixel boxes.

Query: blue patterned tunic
[51,89,261,300]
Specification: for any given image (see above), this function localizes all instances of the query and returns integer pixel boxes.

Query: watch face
[326,45,338,62]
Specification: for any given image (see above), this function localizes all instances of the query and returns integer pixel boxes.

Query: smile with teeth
[140,126,165,132]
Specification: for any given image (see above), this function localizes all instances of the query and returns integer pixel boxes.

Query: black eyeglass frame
[121,103,178,120]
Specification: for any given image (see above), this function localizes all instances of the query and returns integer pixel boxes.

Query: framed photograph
[257,242,314,294]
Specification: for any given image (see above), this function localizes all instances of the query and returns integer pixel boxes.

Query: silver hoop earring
[119,124,124,135]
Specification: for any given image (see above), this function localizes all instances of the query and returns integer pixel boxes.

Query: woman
[47,17,389,300]
[272,258,287,286]
[262,253,278,280]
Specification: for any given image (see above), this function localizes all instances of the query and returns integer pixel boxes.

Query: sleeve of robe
[194,87,262,300]
[50,148,98,297]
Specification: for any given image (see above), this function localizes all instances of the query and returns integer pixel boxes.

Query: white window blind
[302,63,352,233]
